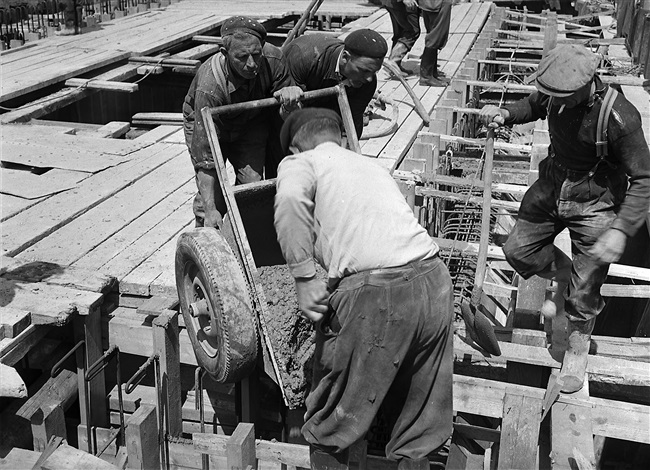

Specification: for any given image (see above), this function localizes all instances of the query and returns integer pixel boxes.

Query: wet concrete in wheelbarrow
[258,264,328,409]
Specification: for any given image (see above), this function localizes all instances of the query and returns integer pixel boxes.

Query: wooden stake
[153,310,183,438]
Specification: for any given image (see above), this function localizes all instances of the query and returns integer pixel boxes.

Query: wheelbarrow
[175,85,359,407]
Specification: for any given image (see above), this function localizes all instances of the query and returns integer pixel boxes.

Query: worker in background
[480,45,650,393]
[183,16,303,228]
[282,29,388,139]
[274,108,454,470]
[418,0,452,86]
[380,0,421,77]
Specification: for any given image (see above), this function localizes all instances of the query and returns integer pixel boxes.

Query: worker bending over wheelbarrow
[183,16,303,229]
[282,29,388,139]
[274,108,454,470]
[480,45,650,393]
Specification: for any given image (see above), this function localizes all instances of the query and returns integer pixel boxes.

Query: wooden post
[226,423,256,470]
[498,390,542,469]
[152,310,182,437]
[74,306,108,428]
[31,404,66,452]
[543,12,558,56]
[126,404,160,470]
[397,181,417,214]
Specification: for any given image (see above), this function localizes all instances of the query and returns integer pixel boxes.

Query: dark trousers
[385,4,421,52]
[193,123,268,225]
[503,157,628,322]
[302,256,454,461]
[422,1,451,51]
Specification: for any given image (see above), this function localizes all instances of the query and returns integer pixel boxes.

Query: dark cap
[280,108,343,153]
[535,45,600,97]
[343,29,388,59]
[221,16,267,42]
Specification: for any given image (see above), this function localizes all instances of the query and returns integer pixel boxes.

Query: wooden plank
[64,79,139,93]
[17,153,193,266]
[0,142,134,174]
[0,168,89,200]
[550,385,596,470]
[16,369,78,420]
[40,442,118,470]
[0,363,27,398]
[0,324,49,366]
[0,307,31,339]
[152,311,183,437]
[74,187,194,279]
[105,308,197,366]
[1,256,117,293]
[0,279,103,324]
[454,375,650,444]
[126,404,160,470]
[1,193,46,223]
[1,143,179,258]
[227,423,257,469]
[120,225,192,296]
[0,448,40,469]
[31,403,67,453]
[498,391,542,468]
[453,335,650,388]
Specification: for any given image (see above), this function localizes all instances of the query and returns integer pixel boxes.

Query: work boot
[310,445,349,470]
[386,42,411,77]
[559,317,595,393]
[398,457,430,470]
[419,48,450,87]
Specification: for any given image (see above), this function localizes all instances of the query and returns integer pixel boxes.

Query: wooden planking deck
[0,1,378,104]
[355,2,491,169]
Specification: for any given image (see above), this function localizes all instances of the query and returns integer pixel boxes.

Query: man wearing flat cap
[183,16,303,229]
[282,29,388,139]
[275,108,454,470]
[481,45,650,393]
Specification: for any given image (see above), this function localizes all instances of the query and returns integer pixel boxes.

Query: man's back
[275,141,437,282]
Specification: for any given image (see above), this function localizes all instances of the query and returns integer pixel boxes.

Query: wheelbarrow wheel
[175,228,258,382]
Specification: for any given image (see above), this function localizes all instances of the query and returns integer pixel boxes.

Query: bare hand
[479,105,507,126]
[295,277,329,322]
[203,208,223,229]
[588,228,627,264]
[403,0,418,12]
[274,86,304,109]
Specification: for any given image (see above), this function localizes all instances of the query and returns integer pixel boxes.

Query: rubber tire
[175,228,258,382]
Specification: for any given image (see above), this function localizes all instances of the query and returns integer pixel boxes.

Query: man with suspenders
[480,45,650,393]
[183,16,303,229]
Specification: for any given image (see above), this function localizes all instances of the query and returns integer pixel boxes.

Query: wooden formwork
[394,5,650,469]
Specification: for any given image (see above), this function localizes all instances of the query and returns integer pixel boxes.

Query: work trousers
[503,157,628,322]
[193,122,268,226]
[422,1,451,51]
[302,255,454,461]
[385,3,421,52]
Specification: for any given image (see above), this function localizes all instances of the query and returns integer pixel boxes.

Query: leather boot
[419,48,449,86]
[397,457,430,470]
[386,42,410,78]
[559,317,595,393]
[310,445,350,470]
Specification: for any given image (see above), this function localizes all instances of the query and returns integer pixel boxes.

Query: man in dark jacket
[480,45,650,393]
[183,16,302,228]
[282,29,387,139]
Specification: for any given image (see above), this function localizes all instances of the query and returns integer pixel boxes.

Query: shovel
[460,122,501,356]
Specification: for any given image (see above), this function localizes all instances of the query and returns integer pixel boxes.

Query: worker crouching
[182,16,303,229]
[274,108,454,469]
[480,45,650,393]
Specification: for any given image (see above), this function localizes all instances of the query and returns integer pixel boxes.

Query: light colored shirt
[274,142,439,283]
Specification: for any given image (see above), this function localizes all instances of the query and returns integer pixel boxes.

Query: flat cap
[280,108,342,153]
[343,29,388,59]
[221,16,267,42]
[535,45,600,97]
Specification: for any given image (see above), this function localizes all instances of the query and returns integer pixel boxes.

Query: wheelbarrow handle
[207,85,343,117]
